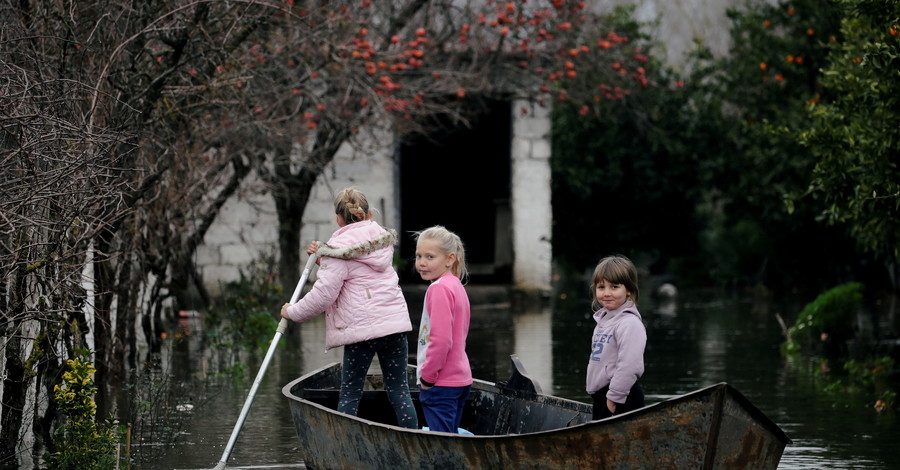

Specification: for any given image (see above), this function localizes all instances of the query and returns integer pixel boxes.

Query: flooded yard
[137,287,897,469]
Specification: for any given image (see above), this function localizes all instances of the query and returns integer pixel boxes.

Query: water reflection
[512,307,554,392]
[147,287,898,470]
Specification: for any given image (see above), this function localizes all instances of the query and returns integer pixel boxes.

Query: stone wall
[197,132,398,295]
[592,0,758,68]
[511,99,553,291]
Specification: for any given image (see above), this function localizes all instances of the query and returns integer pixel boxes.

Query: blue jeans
[340,332,418,429]
[419,384,471,433]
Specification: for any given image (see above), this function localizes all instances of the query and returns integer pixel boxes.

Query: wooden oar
[212,253,318,470]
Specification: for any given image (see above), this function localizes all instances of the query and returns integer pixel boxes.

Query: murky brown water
[138,287,897,469]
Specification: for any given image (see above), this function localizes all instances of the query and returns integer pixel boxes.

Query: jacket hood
[318,221,397,271]
[593,300,642,324]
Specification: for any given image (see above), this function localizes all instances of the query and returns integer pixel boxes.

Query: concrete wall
[197,132,398,295]
[591,0,754,68]
[510,100,553,291]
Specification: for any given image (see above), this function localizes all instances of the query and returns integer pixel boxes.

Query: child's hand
[280,303,292,320]
[606,399,617,414]
[306,242,321,264]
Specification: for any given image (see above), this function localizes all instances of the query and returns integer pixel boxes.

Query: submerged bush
[784,282,898,412]
[784,282,863,359]
[824,356,898,414]
[46,355,120,470]
[205,251,285,351]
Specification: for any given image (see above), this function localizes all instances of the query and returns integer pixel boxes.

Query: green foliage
[792,281,863,332]
[205,252,285,351]
[46,356,120,470]
[795,0,900,262]
[682,0,861,290]
[549,0,875,291]
[785,282,863,358]
[783,283,897,411]
[551,6,704,274]
[845,356,894,392]
[688,0,843,202]
[822,356,897,412]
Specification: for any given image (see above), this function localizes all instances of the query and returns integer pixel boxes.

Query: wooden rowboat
[281,355,790,469]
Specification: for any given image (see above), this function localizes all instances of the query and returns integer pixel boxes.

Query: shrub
[826,356,897,413]
[205,251,285,351]
[785,282,863,359]
[46,355,120,470]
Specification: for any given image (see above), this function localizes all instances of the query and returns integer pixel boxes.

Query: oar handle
[213,253,318,469]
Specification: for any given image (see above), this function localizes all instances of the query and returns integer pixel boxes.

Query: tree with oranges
[198,0,660,292]
[0,1,656,465]
[795,0,900,276]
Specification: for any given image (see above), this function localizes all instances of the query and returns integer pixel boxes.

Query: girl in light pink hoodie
[280,188,417,428]
[585,255,647,420]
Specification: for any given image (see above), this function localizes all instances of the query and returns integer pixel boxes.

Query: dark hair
[590,255,639,310]
[334,187,370,224]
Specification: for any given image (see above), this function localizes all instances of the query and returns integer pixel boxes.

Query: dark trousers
[591,382,645,420]
[340,332,419,429]
[419,385,471,433]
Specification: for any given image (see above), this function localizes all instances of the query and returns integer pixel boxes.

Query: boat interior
[293,359,593,436]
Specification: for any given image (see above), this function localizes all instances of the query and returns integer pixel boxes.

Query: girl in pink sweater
[413,225,472,433]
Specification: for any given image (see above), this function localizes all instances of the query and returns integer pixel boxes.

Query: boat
[281,354,791,469]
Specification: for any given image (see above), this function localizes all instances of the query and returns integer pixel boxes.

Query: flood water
[141,283,899,469]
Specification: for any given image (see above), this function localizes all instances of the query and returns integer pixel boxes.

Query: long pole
[212,253,318,470]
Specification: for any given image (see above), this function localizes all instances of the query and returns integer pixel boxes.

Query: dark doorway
[398,100,512,284]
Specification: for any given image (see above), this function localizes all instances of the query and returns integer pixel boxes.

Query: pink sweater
[416,274,472,387]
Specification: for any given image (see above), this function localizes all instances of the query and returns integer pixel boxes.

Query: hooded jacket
[284,220,412,350]
[585,300,646,403]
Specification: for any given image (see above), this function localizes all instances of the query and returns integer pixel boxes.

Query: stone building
[196,0,751,295]
[197,98,552,293]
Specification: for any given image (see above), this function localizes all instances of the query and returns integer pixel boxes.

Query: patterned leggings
[339,332,419,429]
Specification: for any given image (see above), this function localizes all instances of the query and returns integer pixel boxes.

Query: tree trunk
[0,334,25,466]
[274,167,317,295]
[270,129,348,295]
[91,230,118,414]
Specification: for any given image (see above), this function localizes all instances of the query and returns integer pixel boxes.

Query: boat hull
[282,360,789,469]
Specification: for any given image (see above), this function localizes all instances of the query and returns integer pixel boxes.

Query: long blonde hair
[413,225,468,282]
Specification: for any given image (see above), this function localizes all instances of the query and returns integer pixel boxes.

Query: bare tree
[0,35,136,464]
[0,0,652,466]
[0,1,269,465]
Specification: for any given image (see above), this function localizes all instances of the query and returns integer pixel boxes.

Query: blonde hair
[591,255,639,310]
[413,225,468,282]
[334,187,370,224]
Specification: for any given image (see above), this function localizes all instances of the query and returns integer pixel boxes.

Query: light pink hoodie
[585,300,646,404]
[285,220,411,350]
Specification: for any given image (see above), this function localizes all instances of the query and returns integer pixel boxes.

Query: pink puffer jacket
[284,220,411,350]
